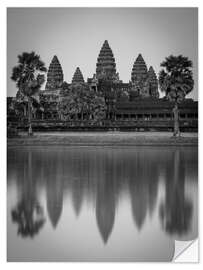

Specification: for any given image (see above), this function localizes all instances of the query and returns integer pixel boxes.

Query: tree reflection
[160,149,193,236]
[11,200,45,238]
[11,151,45,238]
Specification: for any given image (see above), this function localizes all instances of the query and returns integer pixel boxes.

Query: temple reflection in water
[7,146,197,247]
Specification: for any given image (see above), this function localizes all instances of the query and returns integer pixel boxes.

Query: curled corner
[173,239,199,262]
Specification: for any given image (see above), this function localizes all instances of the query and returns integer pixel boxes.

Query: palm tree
[11,52,47,136]
[159,55,194,136]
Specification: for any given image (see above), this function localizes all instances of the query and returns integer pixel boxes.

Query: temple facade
[7,40,198,131]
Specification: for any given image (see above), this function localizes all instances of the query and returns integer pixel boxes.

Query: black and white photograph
[5,5,198,263]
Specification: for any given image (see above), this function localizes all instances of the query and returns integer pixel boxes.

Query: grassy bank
[7,132,198,146]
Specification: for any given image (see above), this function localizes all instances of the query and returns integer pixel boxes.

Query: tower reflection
[95,154,116,244]
[45,152,64,228]
[46,177,63,228]
[128,151,159,230]
[8,146,197,246]
[71,179,84,217]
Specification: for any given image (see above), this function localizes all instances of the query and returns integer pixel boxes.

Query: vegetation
[159,55,194,136]
[11,52,47,136]
[58,83,106,123]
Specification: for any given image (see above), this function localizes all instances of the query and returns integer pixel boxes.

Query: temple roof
[72,67,85,84]
[114,98,198,112]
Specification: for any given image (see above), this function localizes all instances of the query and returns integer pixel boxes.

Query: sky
[7,8,198,100]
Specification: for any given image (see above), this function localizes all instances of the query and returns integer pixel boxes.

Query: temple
[7,40,198,131]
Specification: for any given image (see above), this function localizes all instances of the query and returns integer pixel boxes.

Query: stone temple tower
[96,40,117,80]
[147,66,159,98]
[131,54,159,98]
[72,67,85,84]
[131,54,148,85]
[45,55,64,90]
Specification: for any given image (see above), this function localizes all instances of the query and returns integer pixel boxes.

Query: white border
[1,1,202,269]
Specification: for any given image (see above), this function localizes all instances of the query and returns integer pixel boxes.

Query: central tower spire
[96,40,117,80]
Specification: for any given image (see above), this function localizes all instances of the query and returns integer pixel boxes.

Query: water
[7,146,198,262]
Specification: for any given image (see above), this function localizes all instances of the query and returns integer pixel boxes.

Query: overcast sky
[7,8,198,100]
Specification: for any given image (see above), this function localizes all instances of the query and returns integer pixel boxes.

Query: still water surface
[7,146,198,261]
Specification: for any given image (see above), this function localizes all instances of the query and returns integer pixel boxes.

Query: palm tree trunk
[28,97,33,136]
[23,104,27,117]
[81,108,83,120]
[173,103,180,137]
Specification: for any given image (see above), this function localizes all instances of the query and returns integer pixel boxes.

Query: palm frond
[158,55,194,102]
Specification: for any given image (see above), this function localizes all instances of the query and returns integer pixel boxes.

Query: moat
[7,146,198,261]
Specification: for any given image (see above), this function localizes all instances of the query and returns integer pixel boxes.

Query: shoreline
[7,132,198,147]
